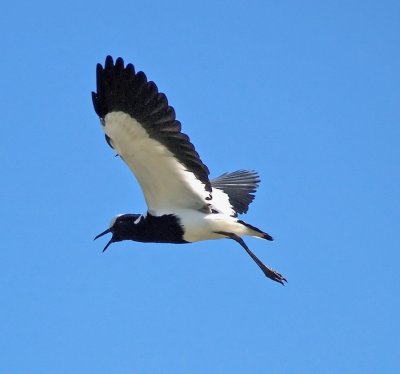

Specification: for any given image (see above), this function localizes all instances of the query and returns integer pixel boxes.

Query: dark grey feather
[211,170,260,215]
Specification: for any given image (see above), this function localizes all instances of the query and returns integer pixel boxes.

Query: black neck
[116,213,188,244]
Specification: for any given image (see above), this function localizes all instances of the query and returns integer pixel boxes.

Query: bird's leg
[216,231,287,285]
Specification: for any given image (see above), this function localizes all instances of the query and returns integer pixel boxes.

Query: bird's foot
[261,265,287,285]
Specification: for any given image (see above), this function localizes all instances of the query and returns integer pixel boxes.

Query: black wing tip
[93,56,212,191]
[105,55,115,68]
[100,55,132,76]
[96,61,104,73]
[115,56,124,69]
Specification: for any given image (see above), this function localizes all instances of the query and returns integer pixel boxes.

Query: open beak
[94,228,112,240]
[94,228,114,252]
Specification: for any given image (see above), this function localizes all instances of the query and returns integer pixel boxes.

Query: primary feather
[92,56,212,214]
[211,170,260,215]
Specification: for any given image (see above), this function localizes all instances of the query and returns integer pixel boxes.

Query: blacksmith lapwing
[92,56,286,284]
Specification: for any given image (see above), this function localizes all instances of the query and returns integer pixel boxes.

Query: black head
[94,214,141,251]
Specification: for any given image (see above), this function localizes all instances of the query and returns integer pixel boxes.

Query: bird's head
[94,214,141,252]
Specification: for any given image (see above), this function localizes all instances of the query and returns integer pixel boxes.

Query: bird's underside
[92,56,287,284]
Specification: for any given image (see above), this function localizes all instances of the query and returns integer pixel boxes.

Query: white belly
[170,209,253,243]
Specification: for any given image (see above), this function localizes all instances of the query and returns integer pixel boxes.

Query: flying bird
[92,56,286,284]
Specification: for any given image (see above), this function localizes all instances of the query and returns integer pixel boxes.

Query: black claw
[263,267,287,285]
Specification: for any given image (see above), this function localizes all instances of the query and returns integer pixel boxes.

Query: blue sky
[1,0,399,373]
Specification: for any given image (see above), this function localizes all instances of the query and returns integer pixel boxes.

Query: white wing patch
[104,111,211,214]
[209,187,236,216]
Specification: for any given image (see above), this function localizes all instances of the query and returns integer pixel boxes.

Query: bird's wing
[210,170,260,216]
[92,56,212,214]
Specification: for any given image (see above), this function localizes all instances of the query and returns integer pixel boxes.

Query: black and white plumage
[92,56,286,284]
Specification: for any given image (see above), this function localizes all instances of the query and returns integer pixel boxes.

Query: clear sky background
[1,1,399,373]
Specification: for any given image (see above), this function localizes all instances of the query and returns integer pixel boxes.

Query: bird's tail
[237,219,273,241]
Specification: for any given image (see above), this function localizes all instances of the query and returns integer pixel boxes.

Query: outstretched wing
[92,56,212,214]
[210,170,260,216]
